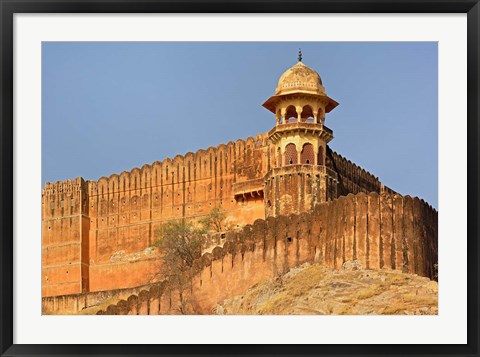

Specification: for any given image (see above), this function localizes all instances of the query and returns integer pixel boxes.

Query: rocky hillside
[214,263,438,315]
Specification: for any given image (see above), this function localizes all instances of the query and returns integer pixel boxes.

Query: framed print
[1,1,479,356]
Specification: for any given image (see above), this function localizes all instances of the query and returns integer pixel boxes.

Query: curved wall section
[95,192,437,315]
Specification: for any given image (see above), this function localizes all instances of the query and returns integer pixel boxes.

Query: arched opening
[285,105,297,123]
[318,146,324,166]
[277,147,282,167]
[301,143,314,164]
[301,105,314,123]
[285,143,298,165]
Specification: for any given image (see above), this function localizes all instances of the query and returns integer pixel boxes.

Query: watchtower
[262,51,340,217]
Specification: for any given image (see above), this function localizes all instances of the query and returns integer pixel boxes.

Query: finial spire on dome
[298,48,302,62]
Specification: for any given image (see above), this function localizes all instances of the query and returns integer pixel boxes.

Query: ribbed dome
[275,61,325,96]
[263,59,338,115]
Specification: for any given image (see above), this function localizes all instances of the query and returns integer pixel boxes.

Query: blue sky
[42,42,438,208]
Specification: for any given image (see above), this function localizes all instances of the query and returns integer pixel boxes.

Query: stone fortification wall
[42,134,270,296]
[87,133,269,264]
[42,281,157,315]
[329,150,383,196]
[42,131,403,297]
[96,192,437,315]
[42,178,90,296]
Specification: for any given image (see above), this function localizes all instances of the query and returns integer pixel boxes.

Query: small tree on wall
[153,220,206,313]
[199,207,226,233]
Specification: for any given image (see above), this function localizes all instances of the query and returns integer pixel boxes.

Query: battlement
[43,177,87,194]
[90,191,437,315]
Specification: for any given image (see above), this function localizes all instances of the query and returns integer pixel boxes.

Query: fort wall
[42,281,157,315]
[42,178,90,296]
[329,150,382,196]
[42,132,400,297]
[87,133,269,265]
[42,134,269,296]
[91,192,437,315]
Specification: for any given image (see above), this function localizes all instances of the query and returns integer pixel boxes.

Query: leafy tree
[151,210,228,313]
[153,220,205,295]
[199,207,226,233]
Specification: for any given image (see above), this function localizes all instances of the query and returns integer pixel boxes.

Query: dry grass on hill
[215,263,438,315]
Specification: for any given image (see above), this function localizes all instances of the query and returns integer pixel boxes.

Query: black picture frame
[1,1,479,356]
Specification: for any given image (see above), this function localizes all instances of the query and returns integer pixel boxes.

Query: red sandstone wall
[95,192,438,315]
[88,256,160,292]
[42,134,270,297]
[264,165,335,218]
[42,281,157,315]
[87,133,269,266]
[42,132,406,298]
[42,178,89,296]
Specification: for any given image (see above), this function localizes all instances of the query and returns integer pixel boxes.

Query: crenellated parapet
[94,191,437,315]
[43,177,88,195]
[42,177,89,219]
[66,133,269,199]
[329,150,384,196]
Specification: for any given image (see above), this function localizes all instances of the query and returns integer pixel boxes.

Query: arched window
[285,143,298,165]
[301,105,314,123]
[318,146,324,166]
[277,147,282,167]
[285,105,297,123]
[301,143,314,164]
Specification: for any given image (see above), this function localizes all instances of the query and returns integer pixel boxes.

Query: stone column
[319,108,325,125]
[280,108,287,125]
[296,106,302,123]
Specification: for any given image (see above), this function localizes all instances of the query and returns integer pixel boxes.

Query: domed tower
[263,51,339,218]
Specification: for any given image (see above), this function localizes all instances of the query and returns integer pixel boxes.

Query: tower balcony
[265,164,338,181]
[268,122,333,144]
